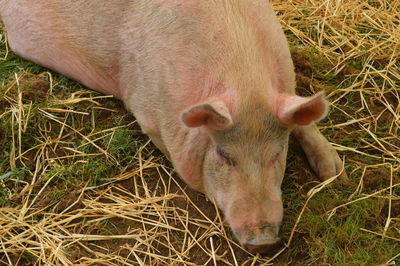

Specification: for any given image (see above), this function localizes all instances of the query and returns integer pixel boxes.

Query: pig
[0,0,347,254]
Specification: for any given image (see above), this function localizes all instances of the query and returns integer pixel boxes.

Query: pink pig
[1,0,346,253]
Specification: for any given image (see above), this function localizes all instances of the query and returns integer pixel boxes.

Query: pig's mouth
[232,223,282,254]
[243,237,282,254]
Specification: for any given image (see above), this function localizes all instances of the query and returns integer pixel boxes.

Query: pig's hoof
[307,144,348,181]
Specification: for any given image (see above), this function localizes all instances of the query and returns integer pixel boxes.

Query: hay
[1,0,399,264]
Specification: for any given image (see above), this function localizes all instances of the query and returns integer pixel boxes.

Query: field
[0,0,399,265]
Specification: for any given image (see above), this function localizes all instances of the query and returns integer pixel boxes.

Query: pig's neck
[167,127,210,192]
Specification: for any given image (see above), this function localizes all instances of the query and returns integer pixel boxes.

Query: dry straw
[1,0,399,264]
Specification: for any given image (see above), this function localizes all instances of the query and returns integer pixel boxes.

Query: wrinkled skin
[0,0,347,253]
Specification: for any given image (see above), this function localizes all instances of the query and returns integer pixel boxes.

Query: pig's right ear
[181,101,233,131]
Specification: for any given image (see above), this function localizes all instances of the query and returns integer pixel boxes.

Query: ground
[0,0,399,265]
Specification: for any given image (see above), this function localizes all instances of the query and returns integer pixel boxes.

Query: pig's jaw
[169,127,212,192]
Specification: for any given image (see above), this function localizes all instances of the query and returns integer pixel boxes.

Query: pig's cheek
[203,156,224,198]
[208,163,229,189]
[274,158,285,171]
[206,164,232,201]
[215,191,230,212]
[274,150,288,171]
[272,158,287,187]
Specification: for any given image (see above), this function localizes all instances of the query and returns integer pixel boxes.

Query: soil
[59,165,255,265]
[363,167,399,190]
[291,50,330,96]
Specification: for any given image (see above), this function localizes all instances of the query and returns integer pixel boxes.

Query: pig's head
[181,92,328,253]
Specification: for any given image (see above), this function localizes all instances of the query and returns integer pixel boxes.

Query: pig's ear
[181,101,233,131]
[276,92,328,126]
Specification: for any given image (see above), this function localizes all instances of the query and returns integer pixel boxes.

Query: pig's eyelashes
[216,146,237,166]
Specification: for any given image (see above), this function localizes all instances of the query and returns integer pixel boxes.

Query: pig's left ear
[181,101,233,131]
[276,92,328,126]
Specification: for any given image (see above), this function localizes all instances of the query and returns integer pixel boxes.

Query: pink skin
[1,0,347,253]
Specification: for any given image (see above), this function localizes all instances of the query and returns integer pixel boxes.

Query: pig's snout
[225,197,284,253]
[243,236,282,254]
[233,223,282,254]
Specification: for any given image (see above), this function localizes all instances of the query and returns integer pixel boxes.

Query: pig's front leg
[293,124,347,180]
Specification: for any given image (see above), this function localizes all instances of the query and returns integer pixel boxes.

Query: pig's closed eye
[216,146,237,166]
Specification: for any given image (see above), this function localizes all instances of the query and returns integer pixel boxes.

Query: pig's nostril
[244,238,282,254]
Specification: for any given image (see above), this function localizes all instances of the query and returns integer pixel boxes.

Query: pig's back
[1,0,131,98]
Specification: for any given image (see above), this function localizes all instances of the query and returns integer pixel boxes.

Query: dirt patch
[382,200,400,219]
[14,74,50,101]
[52,189,85,213]
[22,79,50,101]
[291,50,331,96]
[72,169,255,265]
[363,168,399,190]
[0,74,49,115]
[362,167,400,221]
